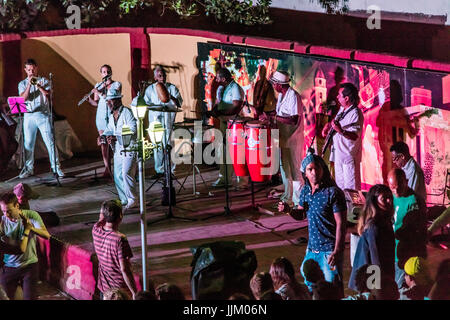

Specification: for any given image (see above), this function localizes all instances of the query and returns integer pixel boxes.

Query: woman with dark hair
[269,257,311,300]
[348,184,396,293]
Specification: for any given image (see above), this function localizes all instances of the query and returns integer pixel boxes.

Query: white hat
[269,71,291,85]
[105,88,123,100]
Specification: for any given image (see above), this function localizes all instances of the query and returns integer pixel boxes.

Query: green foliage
[312,0,349,14]
[0,0,273,32]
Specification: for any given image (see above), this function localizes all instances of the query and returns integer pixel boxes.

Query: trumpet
[30,77,39,85]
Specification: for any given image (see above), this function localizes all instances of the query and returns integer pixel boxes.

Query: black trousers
[0,263,38,300]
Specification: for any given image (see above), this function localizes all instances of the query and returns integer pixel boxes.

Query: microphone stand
[48,73,61,187]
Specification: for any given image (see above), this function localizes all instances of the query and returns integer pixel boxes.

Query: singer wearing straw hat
[260,70,305,207]
[18,58,64,179]
[103,89,138,212]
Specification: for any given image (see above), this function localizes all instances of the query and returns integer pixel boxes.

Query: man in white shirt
[131,65,182,178]
[390,141,426,202]
[322,82,364,267]
[208,68,248,189]
[261,71,304,206]
[18,58,64,179]
[104,89,137,211]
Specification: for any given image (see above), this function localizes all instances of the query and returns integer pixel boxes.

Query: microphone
[49,73,53,79]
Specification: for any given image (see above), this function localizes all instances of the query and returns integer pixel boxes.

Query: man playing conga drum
[260,71,304,207]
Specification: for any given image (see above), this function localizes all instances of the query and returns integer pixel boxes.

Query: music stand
[8,97,27,171]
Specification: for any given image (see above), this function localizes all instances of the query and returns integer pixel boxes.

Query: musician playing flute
[321,82,364,267]
[88,64,122,179]
[18,59,64,179]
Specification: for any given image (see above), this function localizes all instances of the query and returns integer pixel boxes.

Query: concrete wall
[20,34,132,151]
[148,33,218,122]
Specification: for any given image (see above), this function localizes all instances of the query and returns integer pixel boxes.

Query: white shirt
[18,77,50,113]
[331,105,364,164]
[402,157,426,201]
[275,87,304,148]
[136,82,182,108]
[104,106,137,153]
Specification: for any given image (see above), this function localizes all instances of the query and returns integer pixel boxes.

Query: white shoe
[55,168,65,178]
[19,169,33,179]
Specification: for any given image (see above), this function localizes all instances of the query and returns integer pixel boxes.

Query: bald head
[387,168,408,197]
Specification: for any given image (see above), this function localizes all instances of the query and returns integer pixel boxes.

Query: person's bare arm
[275,114,299,126]
[19,82,32,101]
[119,257,137,299]
[328,211,347,267]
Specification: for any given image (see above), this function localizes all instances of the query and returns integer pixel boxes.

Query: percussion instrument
[227,118,249,177]
[156,82,170,103]
[244,120,272,182]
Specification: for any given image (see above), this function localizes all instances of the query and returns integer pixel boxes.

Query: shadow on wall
[20,40,99,152]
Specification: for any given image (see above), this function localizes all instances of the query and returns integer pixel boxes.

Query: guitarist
[321,83,364,268]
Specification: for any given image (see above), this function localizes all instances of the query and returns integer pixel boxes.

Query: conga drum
[244,120,272,182]
[227,119,249,177]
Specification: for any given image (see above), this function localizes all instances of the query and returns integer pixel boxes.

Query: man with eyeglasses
[390,141,426,202]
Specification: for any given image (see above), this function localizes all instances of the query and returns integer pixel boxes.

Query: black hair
[389,141,410,156]
[340,82,360,106]
[100,64,112,75]
[0,193,18,206]
[24,58,37,67]
[216,68,233,82]
[302,154,336,189]
[100,200,122,223]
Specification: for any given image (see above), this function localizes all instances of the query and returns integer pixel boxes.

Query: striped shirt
[92,222,133,293]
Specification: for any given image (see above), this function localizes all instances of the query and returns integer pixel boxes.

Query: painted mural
[197,43,450,204]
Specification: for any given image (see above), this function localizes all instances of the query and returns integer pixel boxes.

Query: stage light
[121,125,133,149]
[147,121,165,145]
[131,96,148,119]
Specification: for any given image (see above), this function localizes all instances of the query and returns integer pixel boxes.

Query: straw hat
[105,88,123,100]
[269,71,291,85]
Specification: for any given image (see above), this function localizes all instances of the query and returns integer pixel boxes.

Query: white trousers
[114,150,137,206]
[23,112,61,172]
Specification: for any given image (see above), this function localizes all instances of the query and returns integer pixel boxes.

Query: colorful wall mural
[197,43,450,204]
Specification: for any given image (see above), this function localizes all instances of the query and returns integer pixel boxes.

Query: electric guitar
[321,105,356,157]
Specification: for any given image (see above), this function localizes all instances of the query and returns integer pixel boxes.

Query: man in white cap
[131,65,182,179]
[261,70,304,207]
[103,89,137,211]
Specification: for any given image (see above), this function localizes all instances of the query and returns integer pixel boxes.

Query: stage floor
[1,155,449,300]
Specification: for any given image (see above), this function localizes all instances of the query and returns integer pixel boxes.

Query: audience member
[390,141,426,201]
[0,192,51,300]
[399,256,434,300]
[228,293,250,300]
[387,168,428,289]
[103,287,131,300]
[249,272,281,300]
[134,290,157,300]
[348,184,395,292]
[301,259,325,290]
[155,283,185,300]
[428,258,450,300]
[312,280,341,300]
[12,183,60,227]
[92,200,137,300]
[370,276,399,300]
[269,257,311,300]
[342,264,373,300]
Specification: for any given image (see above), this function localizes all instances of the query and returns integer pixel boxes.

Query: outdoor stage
[0,154,449,300]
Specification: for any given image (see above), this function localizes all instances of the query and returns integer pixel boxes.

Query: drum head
[245,120,267,128]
